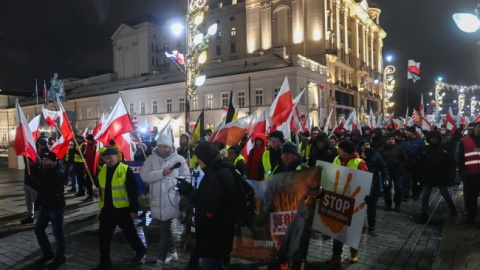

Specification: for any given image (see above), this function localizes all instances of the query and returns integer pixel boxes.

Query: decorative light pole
[173,0,217,132]
[434,77,445,112]
[382,65,396,113]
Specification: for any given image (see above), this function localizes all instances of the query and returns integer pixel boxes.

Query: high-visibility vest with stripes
[74,143,85,162]
[463,136,480,175]
[262,150,273,179]
[97,163,130,209]
[333,156,363,169]
[233,155,245,167]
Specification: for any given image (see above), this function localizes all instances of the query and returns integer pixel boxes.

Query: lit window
[221,92,229,107]
[238,91,245,107]
[230,27,236,37]
[206,93,213,109]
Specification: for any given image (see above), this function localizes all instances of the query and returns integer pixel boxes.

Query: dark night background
[0,0,479,116]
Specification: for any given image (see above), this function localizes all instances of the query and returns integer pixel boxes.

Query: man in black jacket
[27,152,67,269]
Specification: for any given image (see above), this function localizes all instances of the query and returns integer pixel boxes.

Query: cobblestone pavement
[0,162,479,269]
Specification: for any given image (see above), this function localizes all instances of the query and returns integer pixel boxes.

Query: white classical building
[1,0,386,143]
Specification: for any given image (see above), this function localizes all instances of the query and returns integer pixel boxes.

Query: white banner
[312,161,372,249]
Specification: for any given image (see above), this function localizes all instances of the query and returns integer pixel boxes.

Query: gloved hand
[364,195,371,205]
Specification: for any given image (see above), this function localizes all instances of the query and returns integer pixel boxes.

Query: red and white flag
[14,100,38,163]
[269,76,293,128]
[457,110,468,127]
[325,109,333,131]
[42,107,62,127]
[418,94,432,131]
[29,114,41,141]
[95,97,134,145]
[50,101,74,159]
[93,113,107,137]
[445,106,457,133]
[368,108,376,130]
[81,127,89,138]
[115,133,134,161]
[210,115,253,147]
[343,110,357,132]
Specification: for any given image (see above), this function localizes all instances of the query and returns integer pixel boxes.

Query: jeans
[384,176,404,206]
[421,185,456,216]
[23,184,38,218]
[34,207,66,260]
[158,219,175,260]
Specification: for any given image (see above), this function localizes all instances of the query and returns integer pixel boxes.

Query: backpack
[231,168,256,227]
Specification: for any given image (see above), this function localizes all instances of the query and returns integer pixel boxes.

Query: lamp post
[434,77,444,112]
[382,64,396,113]
[453,4,480,33]
[173,0,217,133]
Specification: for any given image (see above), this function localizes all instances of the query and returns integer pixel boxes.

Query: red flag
[94,97,133,145]
[50,102,74,159]
[93,113,106,136]
[115,133,134,161]
[28,115,41,141]
[14,100,38,163]
[472,114,480,123]
[269,77,293,128]
[42,107,62,127]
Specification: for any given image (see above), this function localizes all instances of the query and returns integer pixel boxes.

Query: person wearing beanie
[378,133,409,213]
[457,121,480,223]
[258,131,285,180]
[83,134,98,202]
[308,133,337,167]
[326,139,368,266]
[26,151,67,268]
[192,141,236,269]
[227,145,246,176]
[177,132,193,163]
[357,139,390,232]
[401,126,425,201]
[370,127,385,151]
[417,131,457,223]
[91,147,147,270]
[247,133,266,180]
[271,141,305,175]
[140,133,190,267]
[300,129,319,163]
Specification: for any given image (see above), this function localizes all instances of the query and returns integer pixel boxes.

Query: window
[238,91,245,107]
[205,93,213,109]
[179,97,185,112]
[86,107,92,120]
[273,87,280,100]
[166,99,172,112]
[129,103,134,114]
[216,45,221,56]
[152,100,158,114]
[151,43,154,52]
[77,108,83,120]
[230,27,236,37]
[140,101,146,115]
[230,16,235,21]
[192,96,198,111]
[218,2,223,8]
[221,92,229,107]
[230,43,236,53]
[255,89,263,106]
[216,31,222,40]
[151,57,155,65]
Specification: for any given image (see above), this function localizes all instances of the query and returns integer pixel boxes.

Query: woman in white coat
[140,133,190,265]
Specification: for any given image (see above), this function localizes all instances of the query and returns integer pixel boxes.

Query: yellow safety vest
[74,142,85,163]
[262,150,273,179]
[333,156,362,169]
[97,163,130,209]
[271,164,302,175]
[233,155,245,167]
[300,144,312,159]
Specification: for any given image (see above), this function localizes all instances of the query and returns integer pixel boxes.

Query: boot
[325,254,341,266]
[349,248,358,263]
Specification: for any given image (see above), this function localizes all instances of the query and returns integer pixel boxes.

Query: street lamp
[453,4,480,33]
[171,0,217,133]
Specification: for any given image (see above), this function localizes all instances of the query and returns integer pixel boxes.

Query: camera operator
[140,133,190,266]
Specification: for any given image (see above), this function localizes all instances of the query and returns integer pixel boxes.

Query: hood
[254,133,267,145]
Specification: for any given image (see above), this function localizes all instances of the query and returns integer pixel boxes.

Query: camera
[174,177,187,192]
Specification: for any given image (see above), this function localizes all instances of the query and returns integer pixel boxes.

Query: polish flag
[14,100,38,163]
[81,127,89,138]
[457,111,468,127]
[343,110,356,132]
[29,114,41,141]
[418,94,432,131]
[368,108,376,130]
[42,107,62,127]
[210,115,253,147]
[445,106,457,133]
[407,60,421,74]
[50,101,74,159]
[269,77,293,128]
[93,113,107,136]
[115,133,134,161]
[95,97,134,145]
[325,109,333,131]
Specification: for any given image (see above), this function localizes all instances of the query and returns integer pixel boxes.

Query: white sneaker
[165,251,178,263]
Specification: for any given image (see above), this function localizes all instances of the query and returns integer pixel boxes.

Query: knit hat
[427,130,442,140]
[269,130,285,143]
[357,138,370,149]
[101,147,119,156]
[194,141,220,165]
[282,141,298,155]
[385,133,395,140]
[229,145,241,156]
[156,133,173,148]
[316,133,329,143]
[338,140,355,155]
[406,126,416,133]
[42,151,57,162]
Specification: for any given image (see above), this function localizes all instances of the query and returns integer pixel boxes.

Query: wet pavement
[0,157,479,269]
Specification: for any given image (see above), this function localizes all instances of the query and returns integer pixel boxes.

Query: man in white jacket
[140,133,190,266]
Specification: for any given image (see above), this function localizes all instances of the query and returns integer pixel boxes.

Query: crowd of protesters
[18,119,480,269]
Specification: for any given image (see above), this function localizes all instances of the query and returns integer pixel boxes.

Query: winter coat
[247,133,266,180]
[421,142,455,187]
[360,148,390,189]
[140,147,190,221]
[194,157,236,259]
[370,128,385,150]
[401,136,425,166]
[379,143,408,179]
[307,143,337,167]
[29,162,66,209]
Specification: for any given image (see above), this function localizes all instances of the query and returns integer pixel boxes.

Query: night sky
[0,0,479,115]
